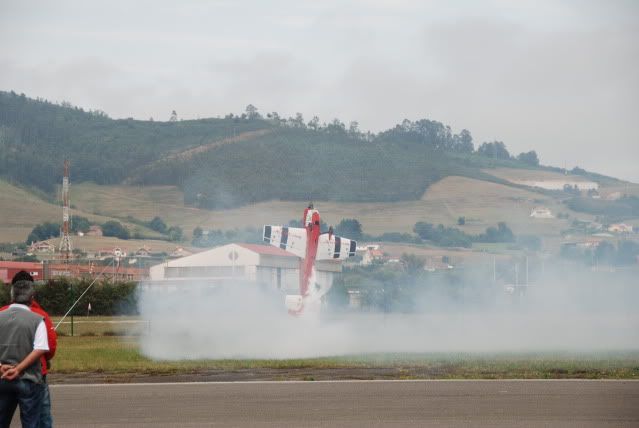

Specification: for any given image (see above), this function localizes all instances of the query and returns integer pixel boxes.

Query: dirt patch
[49,367,424,384]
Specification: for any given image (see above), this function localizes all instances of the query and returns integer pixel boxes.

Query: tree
[307,116,320,130]
[453,129,474,153]
[70,215,91,234]
[413,222,472,248]
[169,110,178,122]
[167,226,183,242]
[401,253,425,275]
[291,112,305,128]
[517,150,539,166]
[26,222,60,244]
[477,141,510,159]
[457,216,466,226]
[147,216,168,234]
[245,104,261,120]
[335,219,363,240]
[193,226,203,240]
[326,118,346,135]
[348,121,360,137]
[413,222,435,240]
[101,221,130,240]
[478,222,515,243]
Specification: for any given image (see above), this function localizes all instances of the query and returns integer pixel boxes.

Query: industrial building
[0,261,44,283]
[148,243,342,292]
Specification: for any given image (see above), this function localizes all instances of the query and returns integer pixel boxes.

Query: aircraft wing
[263,226,306,258]
[316,233,357,261]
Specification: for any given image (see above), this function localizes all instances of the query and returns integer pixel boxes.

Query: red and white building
[0,261,44,283]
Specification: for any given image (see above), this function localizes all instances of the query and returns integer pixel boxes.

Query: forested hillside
[0,91,270,193]
[0,91,544,209]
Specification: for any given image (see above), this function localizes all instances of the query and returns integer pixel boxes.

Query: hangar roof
[236,243,296,257]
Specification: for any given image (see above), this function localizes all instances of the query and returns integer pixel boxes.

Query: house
[576,239,602,249]
[86,225,103,237]
[96,247,127,259]
[530,207,553,219]
[134,246,152,258]
[424,257,454,271]
[513,180,598,191]
[608,223,633,234]
[169,246,193,258]
[361,246,385,265]
[148,243,341,293]
[28,241,56,254]
[604,191,622,201]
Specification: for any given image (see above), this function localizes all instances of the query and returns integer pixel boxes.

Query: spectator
[0,280,49,428]
[1,271,57,427]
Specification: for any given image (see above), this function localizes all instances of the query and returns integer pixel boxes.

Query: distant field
[1,173,603,254]
[0,179,163,243]
[50,335,639,380]
[71,177,582,242]
[484,167,593,183]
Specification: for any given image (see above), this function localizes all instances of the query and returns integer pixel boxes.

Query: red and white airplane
[263,204,357,315]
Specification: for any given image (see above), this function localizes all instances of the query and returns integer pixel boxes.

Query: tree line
[1,91,542,209]
[0,278,137,316]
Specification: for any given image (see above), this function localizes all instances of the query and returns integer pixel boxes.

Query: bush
[147,216,168,234]
[26,222,60,244]
[101,221,130,240]
[413,222,473,247]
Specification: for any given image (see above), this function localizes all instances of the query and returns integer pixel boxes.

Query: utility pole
[59,160,73,261]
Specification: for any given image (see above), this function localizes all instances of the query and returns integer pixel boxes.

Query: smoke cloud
[137,264,639,360]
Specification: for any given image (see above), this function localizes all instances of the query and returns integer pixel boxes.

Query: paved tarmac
[11,380,639,427]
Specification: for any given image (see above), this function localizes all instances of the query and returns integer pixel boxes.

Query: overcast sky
[1,0,637,181]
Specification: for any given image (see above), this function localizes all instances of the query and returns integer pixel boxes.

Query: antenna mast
[59,159,73,261]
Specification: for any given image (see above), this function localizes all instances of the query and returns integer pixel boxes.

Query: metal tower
[59,159,73,260]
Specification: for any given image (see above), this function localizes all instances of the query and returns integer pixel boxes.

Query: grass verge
[51,336,639,380]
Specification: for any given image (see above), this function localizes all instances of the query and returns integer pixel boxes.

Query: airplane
[263,204,357,315]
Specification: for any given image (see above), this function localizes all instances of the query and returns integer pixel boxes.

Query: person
[1,271,57,428]
[0,280,49,428]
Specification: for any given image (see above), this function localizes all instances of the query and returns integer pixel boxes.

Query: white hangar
[148,243,341,293]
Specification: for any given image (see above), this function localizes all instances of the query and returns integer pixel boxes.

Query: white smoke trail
[137,266,639,360]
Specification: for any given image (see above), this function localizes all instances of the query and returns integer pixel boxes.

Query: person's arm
[31,302,57,360]
[42,313,57,360]
[1,350,47,381]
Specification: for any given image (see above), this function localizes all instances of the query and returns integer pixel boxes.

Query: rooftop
[0,261,43,269]
[237,243,296,257]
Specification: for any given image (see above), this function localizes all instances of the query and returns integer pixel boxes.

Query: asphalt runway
[10,380,639,427]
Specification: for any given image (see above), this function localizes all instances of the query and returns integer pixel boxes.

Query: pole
[55,259,114,331]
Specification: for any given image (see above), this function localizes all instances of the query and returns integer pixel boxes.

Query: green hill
[0,91,271,193]
[0,90,545,209]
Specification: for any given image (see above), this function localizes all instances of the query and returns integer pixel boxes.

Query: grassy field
[52,316,148,337]
[70,176,579,239]
[0,171,621,254]
[0,179,163,243]
[50,336,639,380]
[47,317,639,380]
